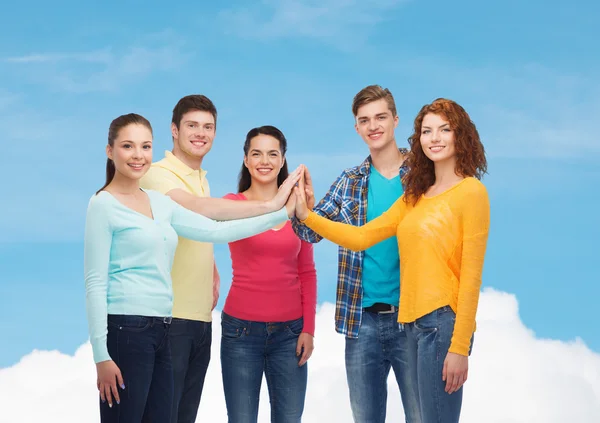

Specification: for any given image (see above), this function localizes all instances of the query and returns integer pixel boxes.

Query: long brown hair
[96,113,153,194]
[403,98,487,205]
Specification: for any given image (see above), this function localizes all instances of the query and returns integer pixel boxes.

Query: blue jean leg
[220,312,307,423]
[345,311,421,423]
[265,317,307,423]
[170,318,212,423]
[100,314,173,423]
[406,306,474,423]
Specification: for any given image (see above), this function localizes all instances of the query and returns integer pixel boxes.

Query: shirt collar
[349,147,409,178]
[163,150,207,178]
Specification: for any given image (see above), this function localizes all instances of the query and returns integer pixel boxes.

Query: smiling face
[420,112,457,166]
[171,110,215,163]
[243,134,285,186]
[354,98,399,151]
[107,123,153,181]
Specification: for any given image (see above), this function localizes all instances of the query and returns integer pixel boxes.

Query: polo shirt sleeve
[140,167,183,195]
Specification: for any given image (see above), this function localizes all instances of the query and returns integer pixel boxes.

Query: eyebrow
[357,112,389,120]
[422,123,450,129]
[183,120,214,125]
[250,149,280,153]
[119,140,152,143]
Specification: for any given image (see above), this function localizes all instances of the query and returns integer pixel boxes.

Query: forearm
[302,211,392,251]
[449,234,489,356]
[449,283,481,356]
[172,205,289,244]
[167,190,275,221]
[291,217,323,243]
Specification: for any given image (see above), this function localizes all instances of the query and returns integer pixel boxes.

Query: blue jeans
[169,318,212,423]
[404,306,474,423]
[220,312,307,423]
[100,314,173,423]
[345,310,422,423]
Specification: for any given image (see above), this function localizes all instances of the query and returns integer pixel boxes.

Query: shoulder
[456,178,489,207]
[144,162,180,181]
[223,192,246,201]
[87,191,111,210]
[461,177,488,196]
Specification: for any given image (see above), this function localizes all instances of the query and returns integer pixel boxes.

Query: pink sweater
[222,193,318,335]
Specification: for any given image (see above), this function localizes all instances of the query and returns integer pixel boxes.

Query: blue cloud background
[1,0,598,367]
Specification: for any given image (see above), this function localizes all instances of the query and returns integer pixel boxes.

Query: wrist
[264,199,278,213]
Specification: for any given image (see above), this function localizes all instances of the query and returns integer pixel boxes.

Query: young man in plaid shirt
[292,85,421,423]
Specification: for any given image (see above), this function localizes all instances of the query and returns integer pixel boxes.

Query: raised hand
[294,171,310,221]
[269,166,303,211]
[303,166,316,210]
[285,184,297,218]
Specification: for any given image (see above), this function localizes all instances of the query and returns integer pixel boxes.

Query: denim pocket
[108,315,151,333]
[413,310,439,332]
[285,318,304,336]
[221,316,245,339]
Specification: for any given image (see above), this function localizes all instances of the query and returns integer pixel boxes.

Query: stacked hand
[293,166,313,221]
[270,166,303,217]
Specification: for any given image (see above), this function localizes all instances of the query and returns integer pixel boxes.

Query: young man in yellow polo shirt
[140,94,299,423]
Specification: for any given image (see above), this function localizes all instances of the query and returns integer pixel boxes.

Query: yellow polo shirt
[140,151,214,322]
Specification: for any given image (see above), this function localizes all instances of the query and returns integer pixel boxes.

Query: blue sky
[0,0,598,368]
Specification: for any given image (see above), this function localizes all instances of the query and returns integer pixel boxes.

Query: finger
[442,358,448,382]
[110,380,121,405]
[304,167,313,187]
[296,339,303,357]
[117,369,125,391]
[99,383,106,403]
[299,347,309,366]
[450,373,461,394]
[445,371,455,393]
[104,384,113,407]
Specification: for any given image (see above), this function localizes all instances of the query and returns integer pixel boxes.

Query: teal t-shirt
[362,166,403,307]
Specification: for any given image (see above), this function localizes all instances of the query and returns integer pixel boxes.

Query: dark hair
[96,113,153,194]
[238,125,289,193]
[403,98,487,205]
[352,84,397,117]
[172,94,218,130]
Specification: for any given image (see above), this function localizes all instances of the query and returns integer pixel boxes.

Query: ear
[354,121,359,134]
[106,144,113,161]
[393,114,399,128]
[243,155,249,169]
[171,122,178,141]
[281,156,286,168]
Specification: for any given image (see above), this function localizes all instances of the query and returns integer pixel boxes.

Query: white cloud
[1,289,599,422]
[220,0,410,48]
[3,33,189,93]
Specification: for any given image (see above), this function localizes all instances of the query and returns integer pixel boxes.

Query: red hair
[403,98,487,205]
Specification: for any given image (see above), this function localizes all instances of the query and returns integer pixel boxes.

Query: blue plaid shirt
[292,149,409,338]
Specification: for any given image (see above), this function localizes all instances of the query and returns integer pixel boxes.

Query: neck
[244,180,279,201]
[172,143,203,170]
[433,157,461,186]
[109,171,141,194]
[370,140,403,174]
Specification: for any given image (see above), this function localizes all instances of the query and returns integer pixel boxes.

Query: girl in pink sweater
[220,125,317,423]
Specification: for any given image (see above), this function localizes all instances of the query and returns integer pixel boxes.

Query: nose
[431,130,441,143]
[132,146,144,158]
[368,118,379,131]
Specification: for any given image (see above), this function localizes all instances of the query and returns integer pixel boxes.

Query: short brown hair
[172,94,218,129]
[352,85,397,117]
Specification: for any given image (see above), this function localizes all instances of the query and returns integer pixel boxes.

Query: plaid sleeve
[292,172,346,243]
